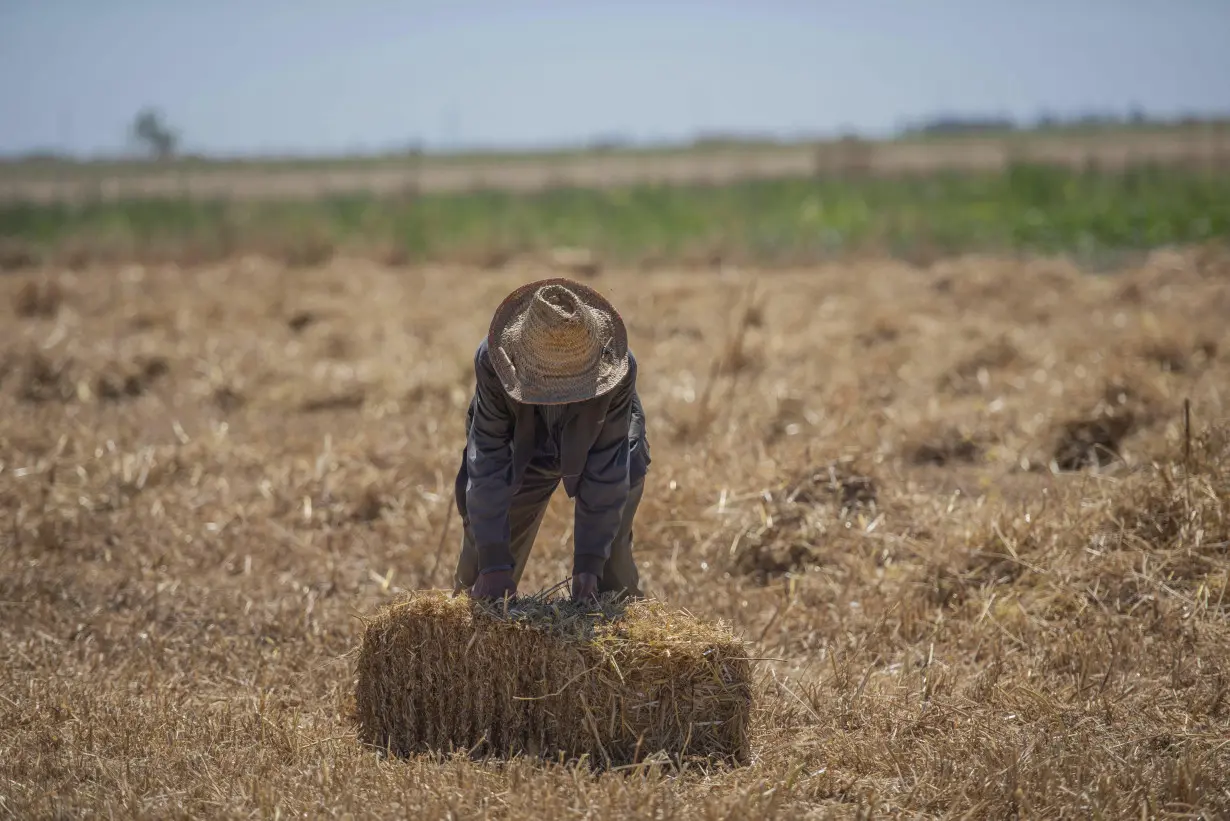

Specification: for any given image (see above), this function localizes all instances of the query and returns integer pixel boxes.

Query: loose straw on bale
[354,590,753,768]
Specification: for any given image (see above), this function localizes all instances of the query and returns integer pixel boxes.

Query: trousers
[452,457,645,598]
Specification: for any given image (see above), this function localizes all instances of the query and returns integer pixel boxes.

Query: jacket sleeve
[464,341,517,572]
[572,356,636,578]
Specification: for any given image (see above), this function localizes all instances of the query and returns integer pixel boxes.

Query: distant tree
[900,114,1017,137]
[129,108,179,160]
[587,133,633,153]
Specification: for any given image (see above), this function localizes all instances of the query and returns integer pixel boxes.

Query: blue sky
[2,1,1228,157]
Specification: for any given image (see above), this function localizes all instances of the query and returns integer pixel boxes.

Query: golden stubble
[1,244,1228,818]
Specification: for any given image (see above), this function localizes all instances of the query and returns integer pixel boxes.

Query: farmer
[451,278,651,603]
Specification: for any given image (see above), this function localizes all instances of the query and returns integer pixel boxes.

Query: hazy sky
[2,1,1228,157]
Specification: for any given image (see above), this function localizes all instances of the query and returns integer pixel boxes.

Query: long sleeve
[571,356,637,578]
[464,341,518,572]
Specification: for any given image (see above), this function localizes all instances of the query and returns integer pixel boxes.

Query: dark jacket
[453,338,650,578]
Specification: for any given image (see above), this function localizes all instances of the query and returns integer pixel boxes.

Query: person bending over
[451,278,651,602]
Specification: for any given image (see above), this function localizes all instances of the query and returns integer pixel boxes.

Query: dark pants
[452,458,645,598]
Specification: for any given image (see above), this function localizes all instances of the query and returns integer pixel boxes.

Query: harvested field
[2,242,1229,818]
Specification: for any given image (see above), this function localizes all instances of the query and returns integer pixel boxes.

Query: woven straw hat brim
[487,278,629,405]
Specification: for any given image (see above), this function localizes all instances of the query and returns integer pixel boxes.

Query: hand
[470,569,517,601]
[571,572,599,602]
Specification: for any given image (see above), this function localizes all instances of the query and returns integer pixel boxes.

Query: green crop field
[2,162,1228,269]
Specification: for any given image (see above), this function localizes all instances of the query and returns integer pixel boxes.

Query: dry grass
[354,590,751,768]
[2,242,1229,818]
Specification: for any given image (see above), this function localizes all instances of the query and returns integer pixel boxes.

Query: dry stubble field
[2,245,1229,818]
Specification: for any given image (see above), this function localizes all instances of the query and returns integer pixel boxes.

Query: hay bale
[354,590,752,768]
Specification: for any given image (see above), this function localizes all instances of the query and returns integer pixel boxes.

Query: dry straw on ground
[3,244,1230,818]
[354,589,753,768]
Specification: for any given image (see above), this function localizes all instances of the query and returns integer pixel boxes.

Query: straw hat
[487,278,629,405]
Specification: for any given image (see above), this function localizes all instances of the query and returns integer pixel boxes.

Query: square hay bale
[354,590,753,768]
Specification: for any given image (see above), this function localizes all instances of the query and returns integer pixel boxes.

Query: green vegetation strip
[2,164,1228,265]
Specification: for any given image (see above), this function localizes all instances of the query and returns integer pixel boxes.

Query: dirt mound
[7,351,78,404]
[298,390,366,414]
[95,357,170,401]
[286,310,319,332]
[1,350,169,405]
[939,336,1021,394]
[784,461,878,509]
[1139,336,1218,374]
[211,384,246,412]
[1051,376,1165,471]
[731,459,879,580]
[12,278,64,318]
[905,424,987,466]
[854,316,901,348]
